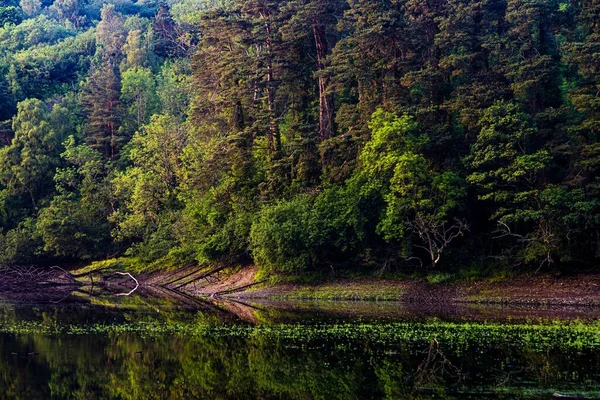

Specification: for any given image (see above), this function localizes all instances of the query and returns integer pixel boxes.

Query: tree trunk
[313,21,335,141]
[263,13,281,157]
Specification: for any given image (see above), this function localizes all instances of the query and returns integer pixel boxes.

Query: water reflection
[0,293,598,399]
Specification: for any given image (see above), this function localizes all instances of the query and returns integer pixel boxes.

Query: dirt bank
[168,266,600,306]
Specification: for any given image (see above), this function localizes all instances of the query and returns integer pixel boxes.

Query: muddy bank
[154,266,600,307]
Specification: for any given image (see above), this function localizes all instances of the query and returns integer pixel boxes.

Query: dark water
[0,292,599,400]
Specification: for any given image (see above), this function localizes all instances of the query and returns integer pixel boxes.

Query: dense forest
[0,0,599,276]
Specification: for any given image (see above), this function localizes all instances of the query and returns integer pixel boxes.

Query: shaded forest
[0,0,599,276]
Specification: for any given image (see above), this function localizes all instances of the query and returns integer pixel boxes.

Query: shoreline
[69,262,600,307]
[143,266,600,307]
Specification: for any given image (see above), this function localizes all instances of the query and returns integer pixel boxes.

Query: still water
[0,290,599,399]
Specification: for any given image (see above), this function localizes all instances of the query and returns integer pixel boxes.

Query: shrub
[250,196,314,274]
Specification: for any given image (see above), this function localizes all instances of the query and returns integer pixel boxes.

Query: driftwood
[0,265,83,303]
[0,265,144,302]
[111,272,140,296]
[160,266,207,288]
[0,265,81,290]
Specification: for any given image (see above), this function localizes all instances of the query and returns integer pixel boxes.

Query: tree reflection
[0,305,597,399]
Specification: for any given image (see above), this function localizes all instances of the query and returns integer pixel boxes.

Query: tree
[4,29,96,102]
[38,136,113,259]
[81,59,122,159]
[435,0,509,132]
[153,3,185,57]
[467,101,558,267]
[250,196,313,273]
[156,59,191,120]
[0,218,44,265]
[324,0,410,183]
[282,0,346,141]
[241,0,283,158]
[120,66,158,132]
[0,6,23,25]
[0,0,598,273]
[50,0,85,28]
[502,0,563,113]
[358,110,467,268]
[566,0,600,148]
[19,0,41,17]
[0,99,69,210]
[96,4,126,60]
[121,28,154,72]
[331,0,408,129]
[111,115,187,262]
[190,7,253,132]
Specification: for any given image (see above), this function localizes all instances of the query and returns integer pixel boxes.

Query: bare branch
[407,216,469,268]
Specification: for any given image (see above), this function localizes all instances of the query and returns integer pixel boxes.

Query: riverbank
[69,262,600,307]
[165,266,600,307]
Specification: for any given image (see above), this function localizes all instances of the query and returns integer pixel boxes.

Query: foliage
[0,0,598,276]
[250,196,314,274]
[37,136,113,260]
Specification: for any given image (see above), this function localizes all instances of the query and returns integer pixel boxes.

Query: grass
[72,255,189,277]
[71,258,133,277]
[254,280,406,301]
[425,272,454,284]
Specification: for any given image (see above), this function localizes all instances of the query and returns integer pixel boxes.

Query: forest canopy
[0,0,599,276]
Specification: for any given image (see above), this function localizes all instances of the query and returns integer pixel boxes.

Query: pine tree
[282,0,347,141]
[96,4,126,61]
[81,59,122,159]
[241,0,283,158]
[331,0,408,132]
[436,0,509,132]
[502,0,563,113]
[567,0,600,137]
[153,3,183,58]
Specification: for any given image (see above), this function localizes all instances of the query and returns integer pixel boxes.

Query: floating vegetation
[1,318,598,353]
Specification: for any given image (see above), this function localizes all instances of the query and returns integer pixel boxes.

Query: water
[0,291,598,399]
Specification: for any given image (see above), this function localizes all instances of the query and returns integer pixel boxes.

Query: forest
[0,0,599,277]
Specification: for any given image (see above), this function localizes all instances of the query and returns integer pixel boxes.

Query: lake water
[0,290,599,399]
